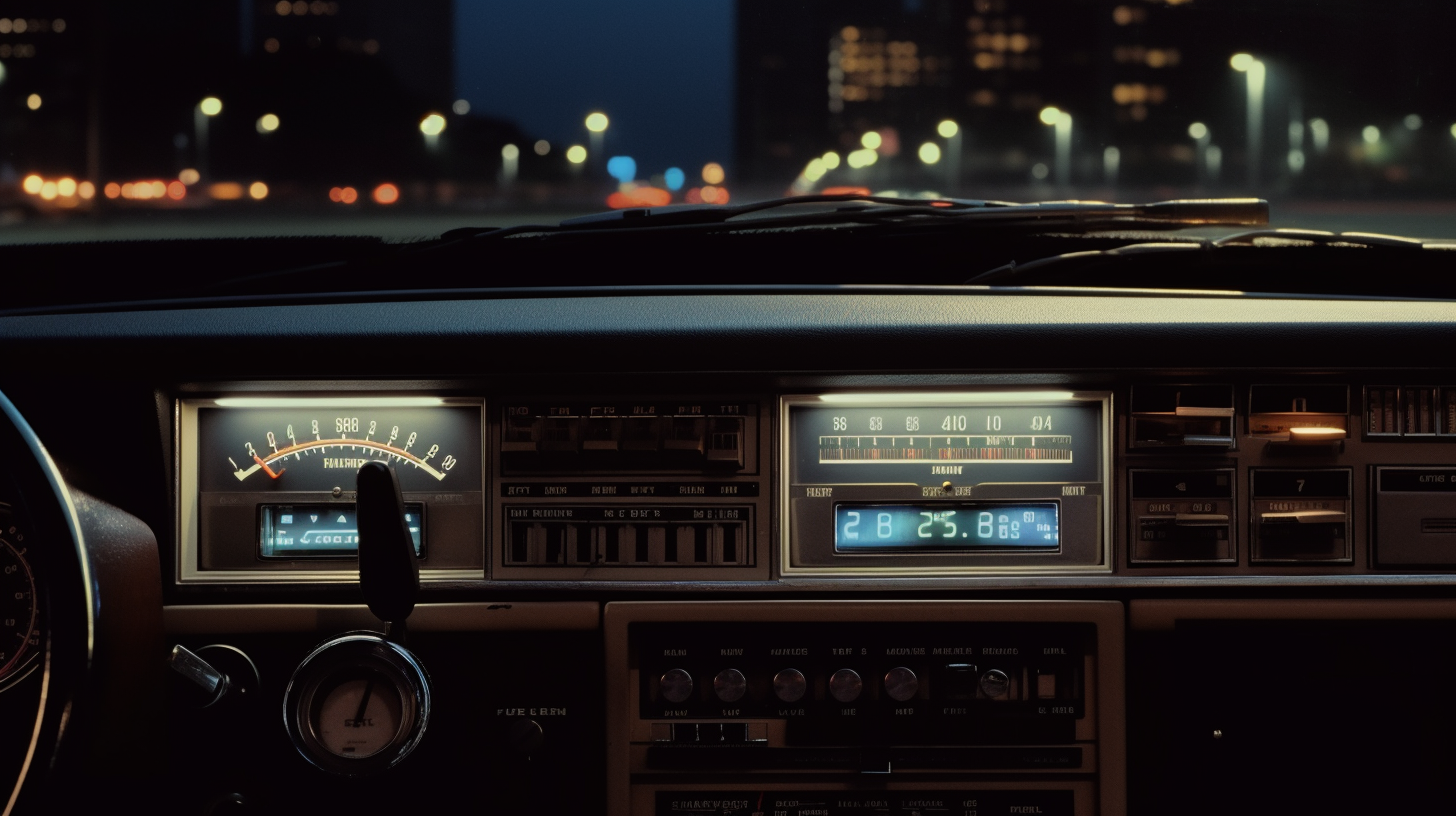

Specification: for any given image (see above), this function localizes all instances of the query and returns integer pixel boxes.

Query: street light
[420,112,446,151]
[256,113,280,134]
[1189,122,1211,186]
[938,119,962,194]
[1231,53,1265,189]
[918,142,942,165]
[1040,106,1072,188]
[585,112,609,177]
[195,96,223,181]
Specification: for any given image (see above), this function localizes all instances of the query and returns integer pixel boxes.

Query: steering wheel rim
[0,389,94,815]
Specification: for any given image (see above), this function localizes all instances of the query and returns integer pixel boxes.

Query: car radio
[781,392,1112,576]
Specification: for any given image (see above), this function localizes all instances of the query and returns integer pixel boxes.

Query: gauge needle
[253,454,285,479]
[353,678,375,728]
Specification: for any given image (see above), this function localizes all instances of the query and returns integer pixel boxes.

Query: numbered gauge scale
[177,396,484,584]
[781,392,1112,576]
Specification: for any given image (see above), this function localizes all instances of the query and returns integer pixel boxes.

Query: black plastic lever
[356,461,419,639]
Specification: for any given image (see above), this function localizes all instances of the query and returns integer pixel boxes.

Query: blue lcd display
[834,503,1058,552]
[259,503,424,558]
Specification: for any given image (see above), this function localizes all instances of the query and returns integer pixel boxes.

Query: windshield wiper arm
[549,194,1268,234]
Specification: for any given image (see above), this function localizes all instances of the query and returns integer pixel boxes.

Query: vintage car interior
[2,217,1456,816]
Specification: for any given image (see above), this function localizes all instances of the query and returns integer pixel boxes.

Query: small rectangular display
[259,503,424,559]
[834,502,1058,552]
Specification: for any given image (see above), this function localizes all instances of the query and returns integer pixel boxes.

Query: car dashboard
[2,290,1456,815]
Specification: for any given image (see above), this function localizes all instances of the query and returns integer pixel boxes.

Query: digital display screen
[259,503,424,559]
[834,502,1058,552]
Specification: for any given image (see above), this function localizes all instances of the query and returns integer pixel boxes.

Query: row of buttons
[658,665,1014,704]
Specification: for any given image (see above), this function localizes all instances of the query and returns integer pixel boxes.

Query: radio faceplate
[782,392,1113,576]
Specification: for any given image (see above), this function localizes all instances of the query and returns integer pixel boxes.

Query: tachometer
[0,505,39,689]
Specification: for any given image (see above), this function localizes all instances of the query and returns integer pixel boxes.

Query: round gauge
[284,633,430,775]
[0,506,38,689]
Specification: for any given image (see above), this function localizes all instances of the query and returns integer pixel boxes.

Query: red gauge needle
[253,454,285,479]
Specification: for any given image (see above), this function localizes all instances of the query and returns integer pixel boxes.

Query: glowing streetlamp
[1040,107,1072,188]
[420,112,446,151]
[585,112,609,176]
[194,96,223,181]
[500,143,520,188]
[1231,53,1266,189]
[1189,122,1211,186]
[937,119,962,193]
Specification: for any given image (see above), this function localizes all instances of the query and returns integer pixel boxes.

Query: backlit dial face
[314,673,405,759]
[0,508,39,685]
[197,403,483,493]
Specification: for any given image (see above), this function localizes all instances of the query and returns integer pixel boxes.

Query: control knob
[828,668,863,703]
[883,666,918,702]
[980,668,1011,698]
[713,668,747,702]
[660,668,694,703]
[773,668,806,702]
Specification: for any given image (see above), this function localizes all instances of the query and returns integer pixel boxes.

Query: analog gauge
[284,633,430,775]
[195,401,483,494]
[0,506,38,690]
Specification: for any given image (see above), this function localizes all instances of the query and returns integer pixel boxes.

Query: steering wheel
[0,388,162,813]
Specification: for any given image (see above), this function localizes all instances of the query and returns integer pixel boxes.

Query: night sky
[455,1,735,178]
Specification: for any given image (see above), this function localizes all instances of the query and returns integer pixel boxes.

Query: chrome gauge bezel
[0,504,40,693]
[283,632,431,776]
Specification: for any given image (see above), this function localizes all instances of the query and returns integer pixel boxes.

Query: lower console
[606,601,1125,816]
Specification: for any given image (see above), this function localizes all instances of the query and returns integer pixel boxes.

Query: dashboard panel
[7,292,1456,814]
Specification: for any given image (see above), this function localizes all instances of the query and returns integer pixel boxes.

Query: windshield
[3,0,1455,243]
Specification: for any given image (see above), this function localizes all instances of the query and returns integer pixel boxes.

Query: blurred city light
[1103,146,1120,185]
[103,182,120,199]
[1230,53,1255,72]
[199,96,222,116]
[533,140,550,156]
[1405,114,1423,130]
[860,131,882,150]
[1039,106,1061,126]
[702,162,725,184]
[606,186,671,209]
[607,156,637,182]
[208,182,241,200]
[803,158,827,182]
[419,113,446,136]
[937,120,959,139]
[1188,122,1208,140]
[0,60,6,85]
[918,142,941,165]
[166,181,185,200]
[179,168,200,185]
[77,181,94,199]
[452,99,470,115]
[1287,149,1305,172]
[1031,163,1049,180]
[1310,118,1330,152]
[1450,123,1456,139]
[822,151,841,170]
[21,174,41,194]
[25,93,40,110]
[566,145,587,164]
[847,148,877,169]
[1362,125,1380,144]
[700,185,729,204]
[585,112,609,133]
[502,143,521,161]
[372,183,399,204]
[39,181,56,200]
[56,178,76,197]
[256,113,280,133]
[664,167,685,191]
[249,181,268,200]
[326,185,358,204]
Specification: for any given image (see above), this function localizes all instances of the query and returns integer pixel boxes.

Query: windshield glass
[3,0,1455,243]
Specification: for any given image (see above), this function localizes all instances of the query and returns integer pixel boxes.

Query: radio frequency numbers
[818,435,1075,463]
[830,414,1054,432]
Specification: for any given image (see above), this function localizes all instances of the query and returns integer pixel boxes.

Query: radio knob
[713,668,747,702]
[883,666,919,702]
[773,669,807,702]
[828,668,863,703]
[660,668,695,703]
[980,668,1011,699]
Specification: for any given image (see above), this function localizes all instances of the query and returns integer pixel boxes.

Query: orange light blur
[104,182,121,199]
[605,186,672,209]
[699,185,729,204]
[685,187,703,204]
[328,187,343,202]
[167,181,186,200]
[150,181,167,198]
[78,181,95,199]
[821,186,872,196]
[339,186,358,204]
[21,175,43,195]
[372,183,400,205]
[249,182,268,200]
[208,182,245,200]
